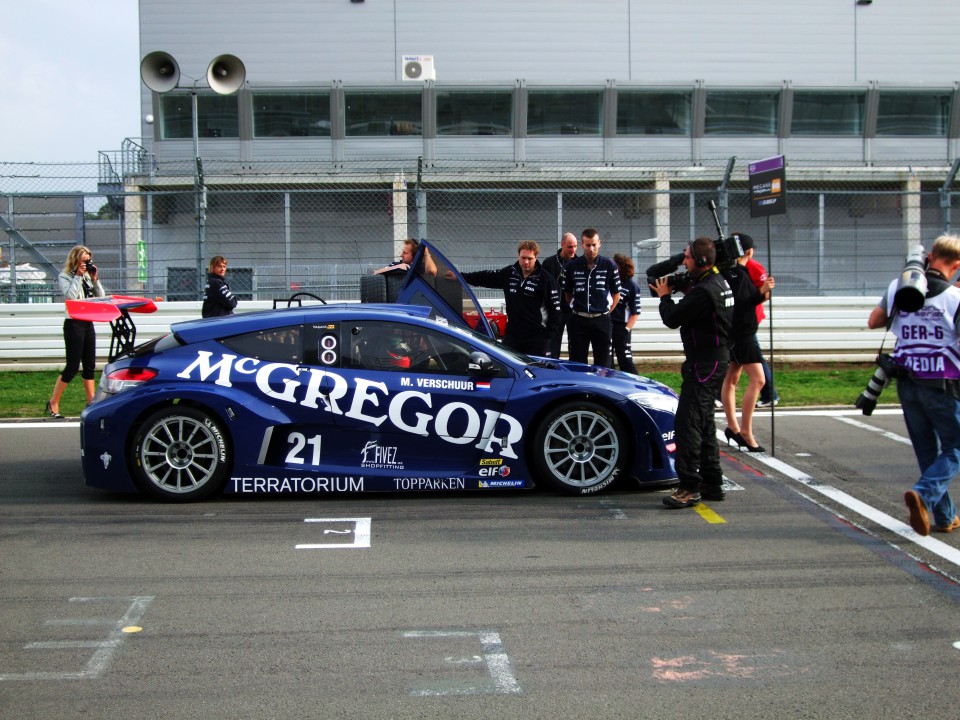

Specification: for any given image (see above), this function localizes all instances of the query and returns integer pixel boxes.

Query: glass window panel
[159,94,239,139]
[704,91,779,135]
[436,90,512,136]
[791,91,865,136]
[527,90,602,136]
[159,94,193,140]
[344,91,422,136]
[617,90,692,135]
[253,93,331,137]
[877,91,951,136]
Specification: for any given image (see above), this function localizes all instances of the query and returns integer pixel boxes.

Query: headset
[691,244,710,268]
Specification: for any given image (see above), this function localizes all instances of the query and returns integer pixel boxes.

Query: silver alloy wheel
[534,403,624,493]
[133,408,228,500]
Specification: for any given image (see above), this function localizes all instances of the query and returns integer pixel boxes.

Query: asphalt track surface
[2,406,959,720]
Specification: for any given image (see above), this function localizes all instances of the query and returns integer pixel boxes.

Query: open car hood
[395,241,496,339]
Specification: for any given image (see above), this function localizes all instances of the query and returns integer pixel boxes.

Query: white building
[119,0,960,300]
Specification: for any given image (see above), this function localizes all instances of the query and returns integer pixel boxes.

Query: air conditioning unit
[402,55,435,82]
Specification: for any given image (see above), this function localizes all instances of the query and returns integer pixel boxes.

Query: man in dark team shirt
[542,232,579,359]
[462,240,562,356]
[563,228,621,366]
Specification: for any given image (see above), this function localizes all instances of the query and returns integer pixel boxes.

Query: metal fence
[2,155,959,305]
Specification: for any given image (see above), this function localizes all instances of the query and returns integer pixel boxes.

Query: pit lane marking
[0,596,153,681]
[402,630,522,696]
[296,517,371,549]
[694,504,726,524]
[747,450,960,570]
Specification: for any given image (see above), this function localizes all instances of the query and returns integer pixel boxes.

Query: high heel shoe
[735,432,765,453]
[724,427,745,448]
[45,401,64,419]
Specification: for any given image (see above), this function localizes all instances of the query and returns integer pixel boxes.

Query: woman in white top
[45,245,105,418]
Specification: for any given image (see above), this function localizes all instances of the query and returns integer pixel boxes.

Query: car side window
[220,325,303,363]
[347,320,474,375]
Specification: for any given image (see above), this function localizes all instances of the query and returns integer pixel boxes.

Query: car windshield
[442,321,546,365]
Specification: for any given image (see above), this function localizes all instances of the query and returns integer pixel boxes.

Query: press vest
[886,276,960,380]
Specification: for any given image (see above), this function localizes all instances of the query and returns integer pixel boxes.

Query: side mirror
[467,351,498,376]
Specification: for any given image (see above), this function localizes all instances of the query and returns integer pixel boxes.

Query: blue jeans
[897,377,960,527]
[758,350,778,403]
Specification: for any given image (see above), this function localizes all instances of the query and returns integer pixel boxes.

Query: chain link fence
[2,156,959,305]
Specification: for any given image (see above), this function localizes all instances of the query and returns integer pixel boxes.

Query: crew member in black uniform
[541,232,578,359]
[563,228,621,366]
[461,240,562,356]
[651,236,734,508]
[202,255,238,318]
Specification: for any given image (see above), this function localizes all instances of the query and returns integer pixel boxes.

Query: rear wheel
[532,401,626,495]
[130,407,230,501]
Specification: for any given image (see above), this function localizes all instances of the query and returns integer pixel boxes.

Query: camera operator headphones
[692,245,710,268]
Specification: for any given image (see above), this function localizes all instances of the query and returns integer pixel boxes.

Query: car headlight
[628,391,678,415]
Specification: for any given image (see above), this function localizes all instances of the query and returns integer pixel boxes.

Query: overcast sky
[1,1,140,164]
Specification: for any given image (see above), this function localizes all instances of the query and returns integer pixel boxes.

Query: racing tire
[130,407,230,502]
[384,272,404,302]
[531,401,626,495]
[360,274,388,303]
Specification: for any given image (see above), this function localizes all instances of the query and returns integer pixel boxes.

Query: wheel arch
[523,390,639,484]
[123,397,236,488]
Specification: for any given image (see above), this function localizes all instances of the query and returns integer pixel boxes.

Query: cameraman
[867,234,960,536]
[651,237,734,508]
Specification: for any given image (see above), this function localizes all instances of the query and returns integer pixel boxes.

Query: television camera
[645,200,744,292]
[855,244,927,415]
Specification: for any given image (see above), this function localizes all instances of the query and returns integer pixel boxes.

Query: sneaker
[701,487,725,501]
[663,489,701,508]
[756,398,780,409]
[904,490,931,536]
[934,515,960,533]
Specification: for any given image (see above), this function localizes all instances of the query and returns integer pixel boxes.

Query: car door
[321,318,521,485]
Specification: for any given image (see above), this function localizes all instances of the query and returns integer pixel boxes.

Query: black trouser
[674,359,728,495]
[548,311,571,359]
[504,328,549,357]
[609,322,637,373]
[568,313,612,366]
[61,319,97,382]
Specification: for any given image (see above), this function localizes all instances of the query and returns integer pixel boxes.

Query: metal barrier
[0,296,880,371]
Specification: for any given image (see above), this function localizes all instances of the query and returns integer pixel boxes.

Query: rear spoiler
[66,295,158,362]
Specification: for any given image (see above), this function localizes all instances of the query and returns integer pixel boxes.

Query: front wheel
[130,407,230,501]
[532,401,626,495]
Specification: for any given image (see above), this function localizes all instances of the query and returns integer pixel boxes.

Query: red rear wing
[66,295,157,322]
[66,296,158,361]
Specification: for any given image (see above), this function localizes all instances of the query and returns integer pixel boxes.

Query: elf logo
[479,466,511,477]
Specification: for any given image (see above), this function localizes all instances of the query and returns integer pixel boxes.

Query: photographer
[867,234,960,536]
[46,245,105,417]
[651,237,734,508]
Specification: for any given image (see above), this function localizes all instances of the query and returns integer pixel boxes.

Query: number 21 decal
[286,432,322,466]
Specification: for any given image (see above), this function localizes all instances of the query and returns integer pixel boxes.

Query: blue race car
[79,242,677,501]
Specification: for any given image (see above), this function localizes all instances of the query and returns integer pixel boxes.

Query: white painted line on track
[832,415,913,444]
[718,427,960,571]
[0,422,80,429]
